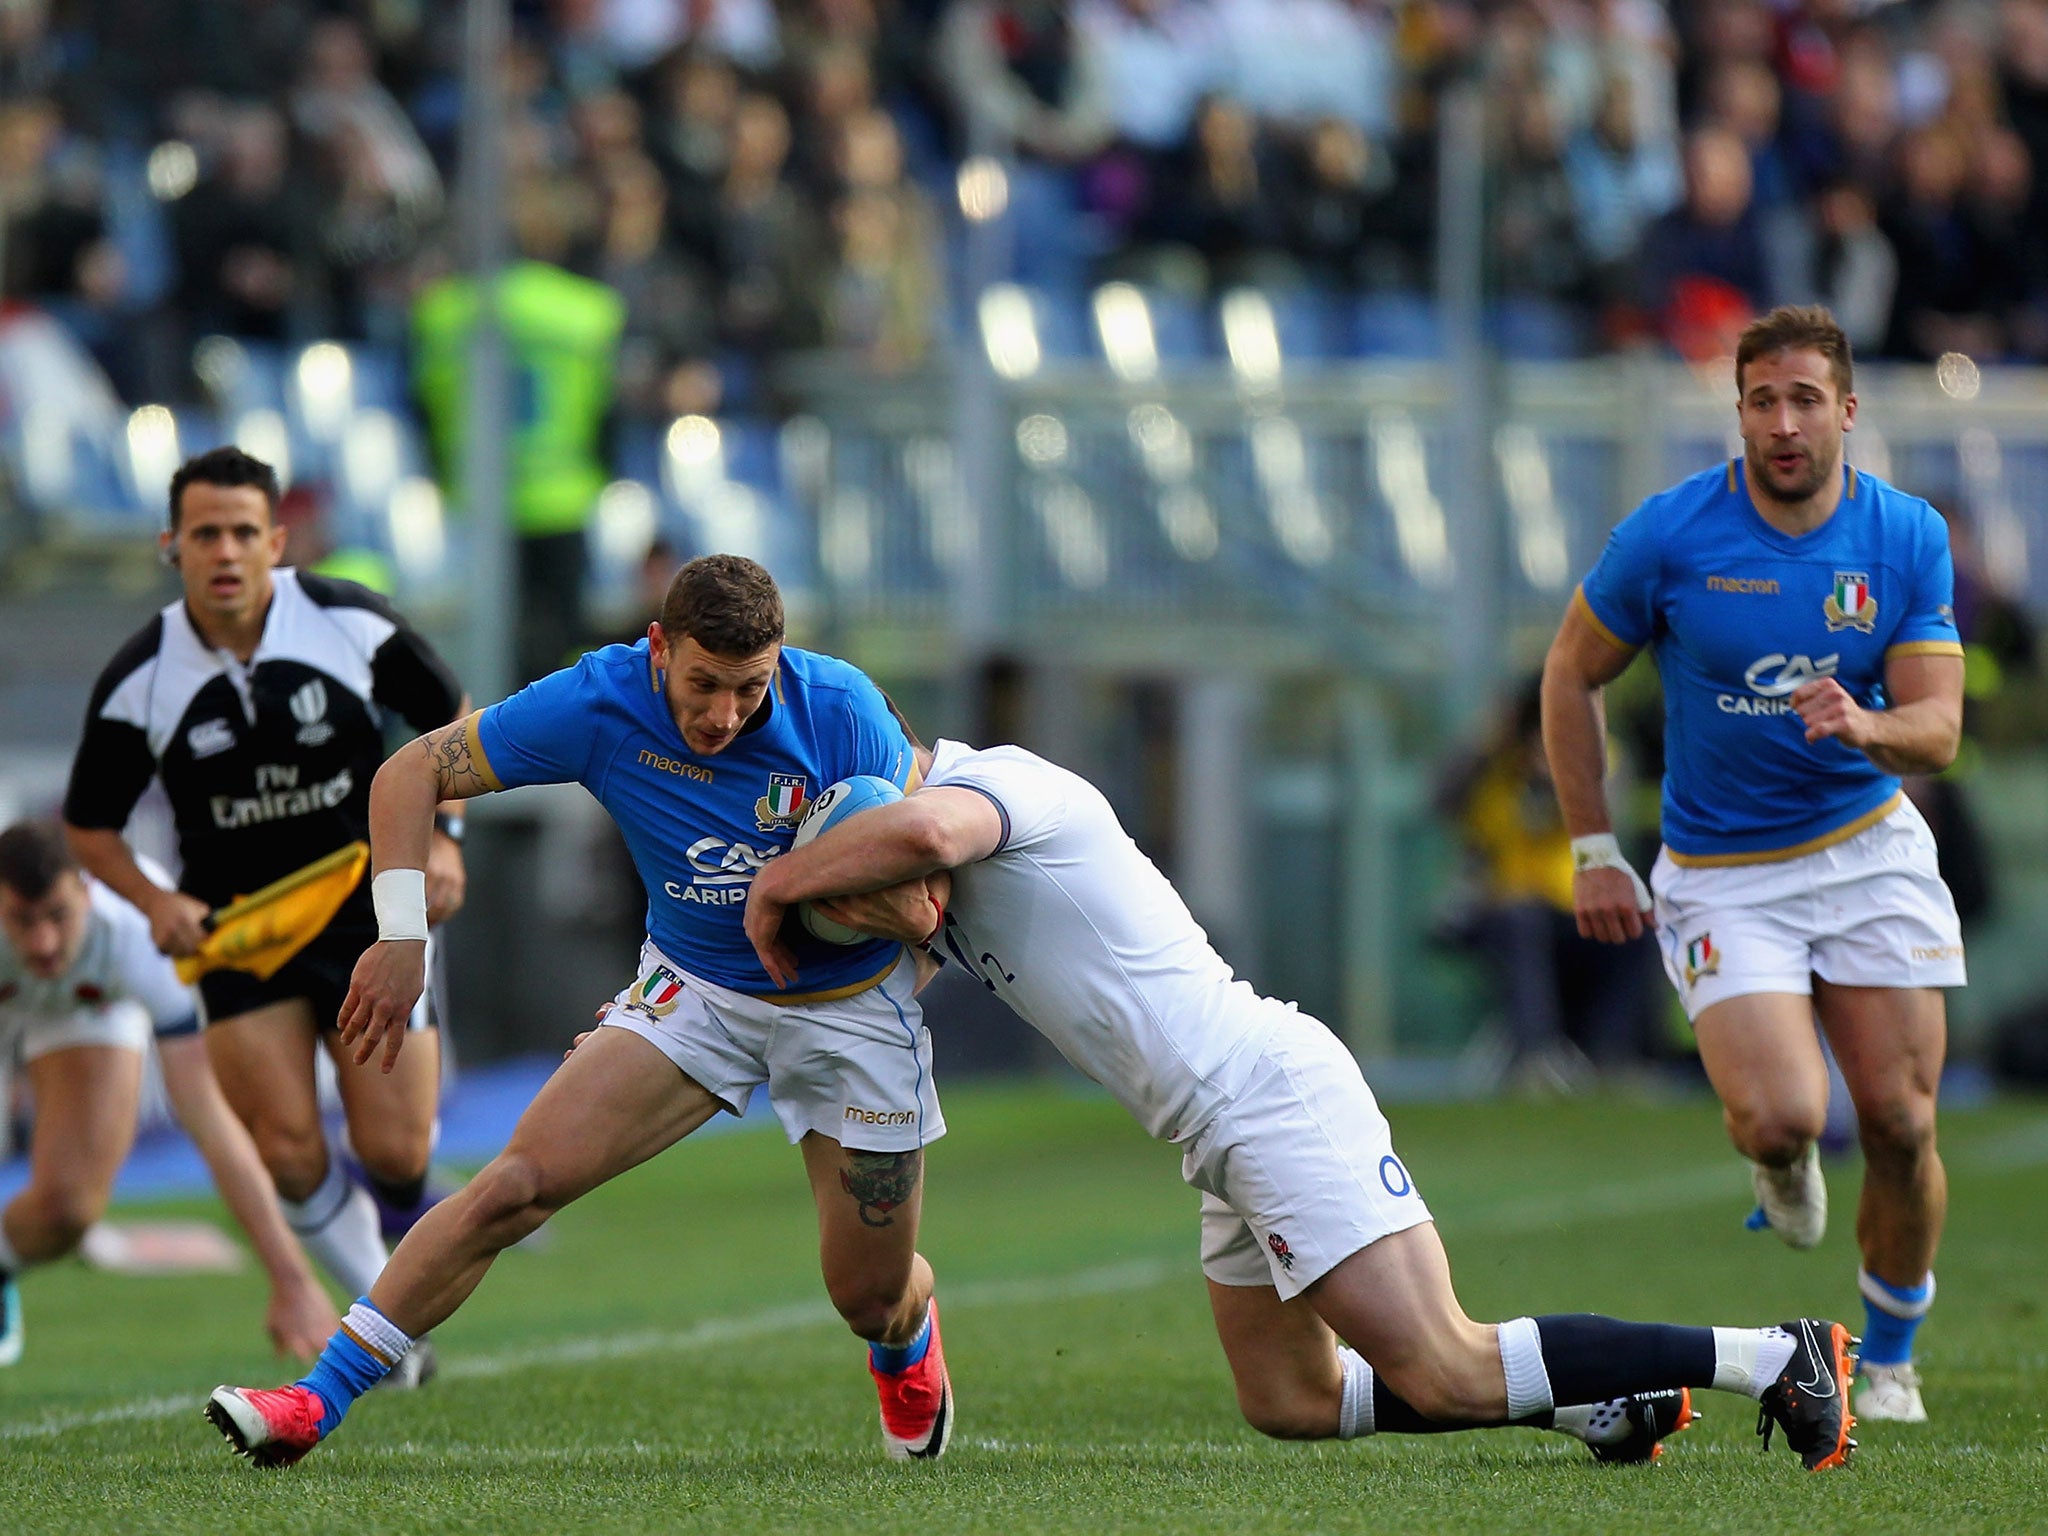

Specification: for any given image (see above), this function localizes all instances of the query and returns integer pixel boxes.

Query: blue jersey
[473,642,916,995]
[1578,460,1963,865]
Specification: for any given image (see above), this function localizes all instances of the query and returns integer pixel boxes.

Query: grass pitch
[2,1082,2045,1535]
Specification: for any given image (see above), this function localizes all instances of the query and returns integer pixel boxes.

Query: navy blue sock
[868,1306,931,1374]
[1372,1382,1487,1433]
[1534,1315,1719,1404]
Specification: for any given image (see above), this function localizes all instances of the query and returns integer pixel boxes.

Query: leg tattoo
[839,1150,920,1229]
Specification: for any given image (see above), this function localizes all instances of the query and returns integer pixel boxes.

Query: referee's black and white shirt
[63,569,463,914]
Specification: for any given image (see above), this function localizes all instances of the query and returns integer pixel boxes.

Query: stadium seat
[1488,298,1587,361]
[1347,293,1445,360]
[1027,283,1095,363]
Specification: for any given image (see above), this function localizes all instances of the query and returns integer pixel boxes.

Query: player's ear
[1840,391,1857,431]
[159,529,179,568]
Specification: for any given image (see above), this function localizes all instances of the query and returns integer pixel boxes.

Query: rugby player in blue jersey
[1541,306,1967,1424]
[205,555,953,1465]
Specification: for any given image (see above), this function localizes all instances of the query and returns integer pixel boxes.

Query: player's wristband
[372,869,430,941]
[433,811,465,845]
[1569,833,1653,913]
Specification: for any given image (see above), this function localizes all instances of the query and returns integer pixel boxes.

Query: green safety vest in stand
[412,261,626,538]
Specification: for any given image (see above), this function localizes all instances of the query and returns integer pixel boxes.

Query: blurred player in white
[1542,305,1964,1424]
[745,741,1860,1472]
[0,819,339,1366]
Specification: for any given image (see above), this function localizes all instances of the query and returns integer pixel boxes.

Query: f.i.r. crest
[1823,571,1878,633]
[755,772,809,831]
[1682,933,1720,988]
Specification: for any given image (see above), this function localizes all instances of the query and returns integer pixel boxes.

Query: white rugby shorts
[1,997,153,1066]
[1189,1010,1433,1300]
[1651,797,1967,1021]
[597,940,944,1152]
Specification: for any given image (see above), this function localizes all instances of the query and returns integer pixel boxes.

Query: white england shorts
[597,940,943,1152]
[1189,1010,1433,1301]
[1,997,154,1066]
[1651,797,1967,1021]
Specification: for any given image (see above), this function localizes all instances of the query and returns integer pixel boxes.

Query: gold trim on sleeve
[1571,586,1637,655]
[463,711,505,793]
[1885,641,1966,660]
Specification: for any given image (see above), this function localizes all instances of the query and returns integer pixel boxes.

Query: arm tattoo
[418,721,493,799]
[838,1149,921,1228]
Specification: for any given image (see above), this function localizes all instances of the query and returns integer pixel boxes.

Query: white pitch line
[5,1121,2044,1444]
[0,1258,1174,1443]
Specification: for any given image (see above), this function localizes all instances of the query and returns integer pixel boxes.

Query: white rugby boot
[1750,1142,1827,1249]
[1855,1360,1929,1423]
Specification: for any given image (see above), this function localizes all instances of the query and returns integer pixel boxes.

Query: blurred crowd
[5,0,2048,419]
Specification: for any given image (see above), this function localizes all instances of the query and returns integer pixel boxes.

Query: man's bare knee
[1724,1103,1822,1167]
[352,1129,434,1190]
[1858,1096,1936,1173]
[1236,1381,1337,1440]
[456,1152,557,1246]
[16,1183,106,1257]
[253,1124,330,1202]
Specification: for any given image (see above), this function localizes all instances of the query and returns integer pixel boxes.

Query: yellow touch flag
[174,841,371,984]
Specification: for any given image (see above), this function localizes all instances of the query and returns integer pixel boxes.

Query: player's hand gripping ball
[791,776,904,943]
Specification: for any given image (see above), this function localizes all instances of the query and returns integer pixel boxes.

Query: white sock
[281,1157,390,1296]
[0,1215,23,1274]
[1711,1325,1796,1398]
[1550,1399,1633,1446]
[341,1299,415,1364]
[1498,1317,1555,1419]
[1336,1345,1374,1438]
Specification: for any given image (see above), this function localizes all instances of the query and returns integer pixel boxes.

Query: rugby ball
[791,775,904,943]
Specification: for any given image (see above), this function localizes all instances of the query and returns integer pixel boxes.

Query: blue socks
[296,1297,413,1435]
[868,1305,932,1374]
[1859,1269,1934,1367]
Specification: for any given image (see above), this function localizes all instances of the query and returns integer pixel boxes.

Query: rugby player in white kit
[746,741,1861,1471]
[0,819,338,1367]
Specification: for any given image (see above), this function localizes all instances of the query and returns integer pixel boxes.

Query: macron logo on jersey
[1718,653,1839,717]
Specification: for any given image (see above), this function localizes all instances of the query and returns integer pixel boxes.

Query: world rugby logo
[290,679,334,746]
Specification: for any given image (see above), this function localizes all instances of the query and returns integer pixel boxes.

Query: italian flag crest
[635,966,685,1016]
[1823,571,1878,633]
[1683,933,1720,988]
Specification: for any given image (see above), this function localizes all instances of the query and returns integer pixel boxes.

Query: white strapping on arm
[1569,833,1652,913]
[371,869,430,941]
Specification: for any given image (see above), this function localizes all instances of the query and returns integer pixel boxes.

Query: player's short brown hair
[1736,305,1853,399]
[167,445,281,529]
[0,819,77,902]
[659,554,785,657]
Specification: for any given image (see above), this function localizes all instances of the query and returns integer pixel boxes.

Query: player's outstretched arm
[155,1032,341,1358]
[746,791,1001,987]
[1790,653,1964,776]
[340,712,500,1072]
[1541,596,1650,944]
